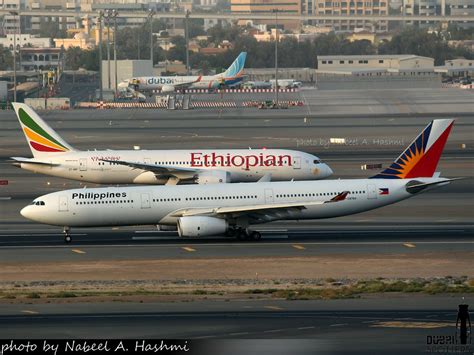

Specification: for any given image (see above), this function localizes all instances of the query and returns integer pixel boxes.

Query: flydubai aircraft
[120,52,247,94]
[10,103,332,185]
[21,119,457,243]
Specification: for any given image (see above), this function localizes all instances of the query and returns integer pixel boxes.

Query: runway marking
[182,247,196,252]
[0,197,12,200]
[298,326,315,330]
[112,227,120,230]
[71,249,86,254]
[403,243,416,248]
[21,310,39,315]
[292,244,306,250]
[264,329,284,333]
[371,321,455,329]
[264,306,284,311]
[330,323,349,327]
[192,335,217,339]
[228,332,249,336]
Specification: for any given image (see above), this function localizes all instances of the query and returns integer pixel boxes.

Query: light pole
[97,10,104,101]
[105,10,111,90]
[272,8,279,107]
[185,9,190,75]
[10,10,18,102]
[148,9,155,68]
[112,10,118,97]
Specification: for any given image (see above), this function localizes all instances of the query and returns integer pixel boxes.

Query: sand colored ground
[0,253,472,282]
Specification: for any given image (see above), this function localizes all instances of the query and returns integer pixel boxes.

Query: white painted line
[192,335,217,339]
[264,329,284,333]
[228,332,249,336]
[134,231,171,234]
[298,326,315,330]
[330,323,349,327]
[0,197,12,200]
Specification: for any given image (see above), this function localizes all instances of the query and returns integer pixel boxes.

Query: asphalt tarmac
[1,296,472,355]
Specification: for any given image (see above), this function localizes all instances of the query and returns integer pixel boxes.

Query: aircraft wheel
[250,231,262,241]
[64,235,72,243]
[236,229,247,241]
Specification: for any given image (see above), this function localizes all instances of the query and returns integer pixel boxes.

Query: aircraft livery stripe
[23,126,67,152]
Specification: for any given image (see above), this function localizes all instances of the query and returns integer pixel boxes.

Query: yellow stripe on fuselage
[22,126,67,151]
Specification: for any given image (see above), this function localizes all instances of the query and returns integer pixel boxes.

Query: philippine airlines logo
[190,152,292,170]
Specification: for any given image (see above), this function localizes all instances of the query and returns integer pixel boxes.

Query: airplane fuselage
[18,149,331,184]
[20,178,446,228]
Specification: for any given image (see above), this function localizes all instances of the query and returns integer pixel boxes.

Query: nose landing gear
[63,227,71,243]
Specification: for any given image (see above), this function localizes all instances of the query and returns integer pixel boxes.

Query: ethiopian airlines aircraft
[10,103,332,185]
[121,52,247,94]
[21,119,457,243]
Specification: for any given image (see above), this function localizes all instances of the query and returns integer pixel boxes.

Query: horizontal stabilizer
[10,157,59,166]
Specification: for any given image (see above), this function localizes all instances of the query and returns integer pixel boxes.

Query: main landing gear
[227,228,261,241]
[63,227,71,243]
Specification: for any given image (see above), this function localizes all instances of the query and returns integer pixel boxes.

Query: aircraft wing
[10,157,60,166]
[170,191,349,221]
[100,159,197,176]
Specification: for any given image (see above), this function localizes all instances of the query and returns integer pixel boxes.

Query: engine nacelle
[161,85,176,93]
[177,216,228,237]
[195,170,231,184]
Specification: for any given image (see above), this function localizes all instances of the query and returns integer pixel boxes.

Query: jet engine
[161,85,176,93]
[177,216,228,237]
[195,170,231,184]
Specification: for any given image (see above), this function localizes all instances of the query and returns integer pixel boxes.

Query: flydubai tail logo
[19,108,69,153]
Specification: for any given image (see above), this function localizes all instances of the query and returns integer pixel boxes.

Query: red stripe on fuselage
[405,122,454,178]
[30,141,65,152]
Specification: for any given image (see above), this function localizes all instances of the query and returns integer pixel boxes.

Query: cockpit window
[31,201,45,206]
[314,159,322,164]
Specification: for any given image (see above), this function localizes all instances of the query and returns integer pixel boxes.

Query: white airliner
[120,52,247,94]
[10,103,332,185]
[21,119,457,243]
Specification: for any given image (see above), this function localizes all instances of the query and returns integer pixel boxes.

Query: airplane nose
[20,205,31,219]
[20,206,30,218]
[323,164,333,178]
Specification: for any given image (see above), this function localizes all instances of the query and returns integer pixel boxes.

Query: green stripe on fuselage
[19,108,67,149]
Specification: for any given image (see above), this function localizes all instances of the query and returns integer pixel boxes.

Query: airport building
[315,54,441,89]
[435,58,474,76]
[245,67,316,82]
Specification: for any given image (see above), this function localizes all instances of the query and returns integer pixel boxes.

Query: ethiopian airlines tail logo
[19,108,69,153]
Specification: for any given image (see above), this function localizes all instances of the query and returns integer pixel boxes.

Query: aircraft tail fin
[370,119,454,179]
[12,103,76,158]
[220,52,247,79]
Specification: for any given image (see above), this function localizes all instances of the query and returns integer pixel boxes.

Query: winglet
[257,173,272,182]
[326,191,349,203]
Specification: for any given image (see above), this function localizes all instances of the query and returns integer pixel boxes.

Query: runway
[0,225,472,259]
[0,296,471,354]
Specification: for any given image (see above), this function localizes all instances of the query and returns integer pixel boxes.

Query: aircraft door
[264,188,274,204]
[293,156,301,169]
[367,184,377,199]
[79,158,87,171]
[141,193,151,209]
[59,195,68,212]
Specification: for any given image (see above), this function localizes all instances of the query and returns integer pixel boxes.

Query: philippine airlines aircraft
[120,52,247,94]
[21,119,457,243]
[10,103,332,185]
